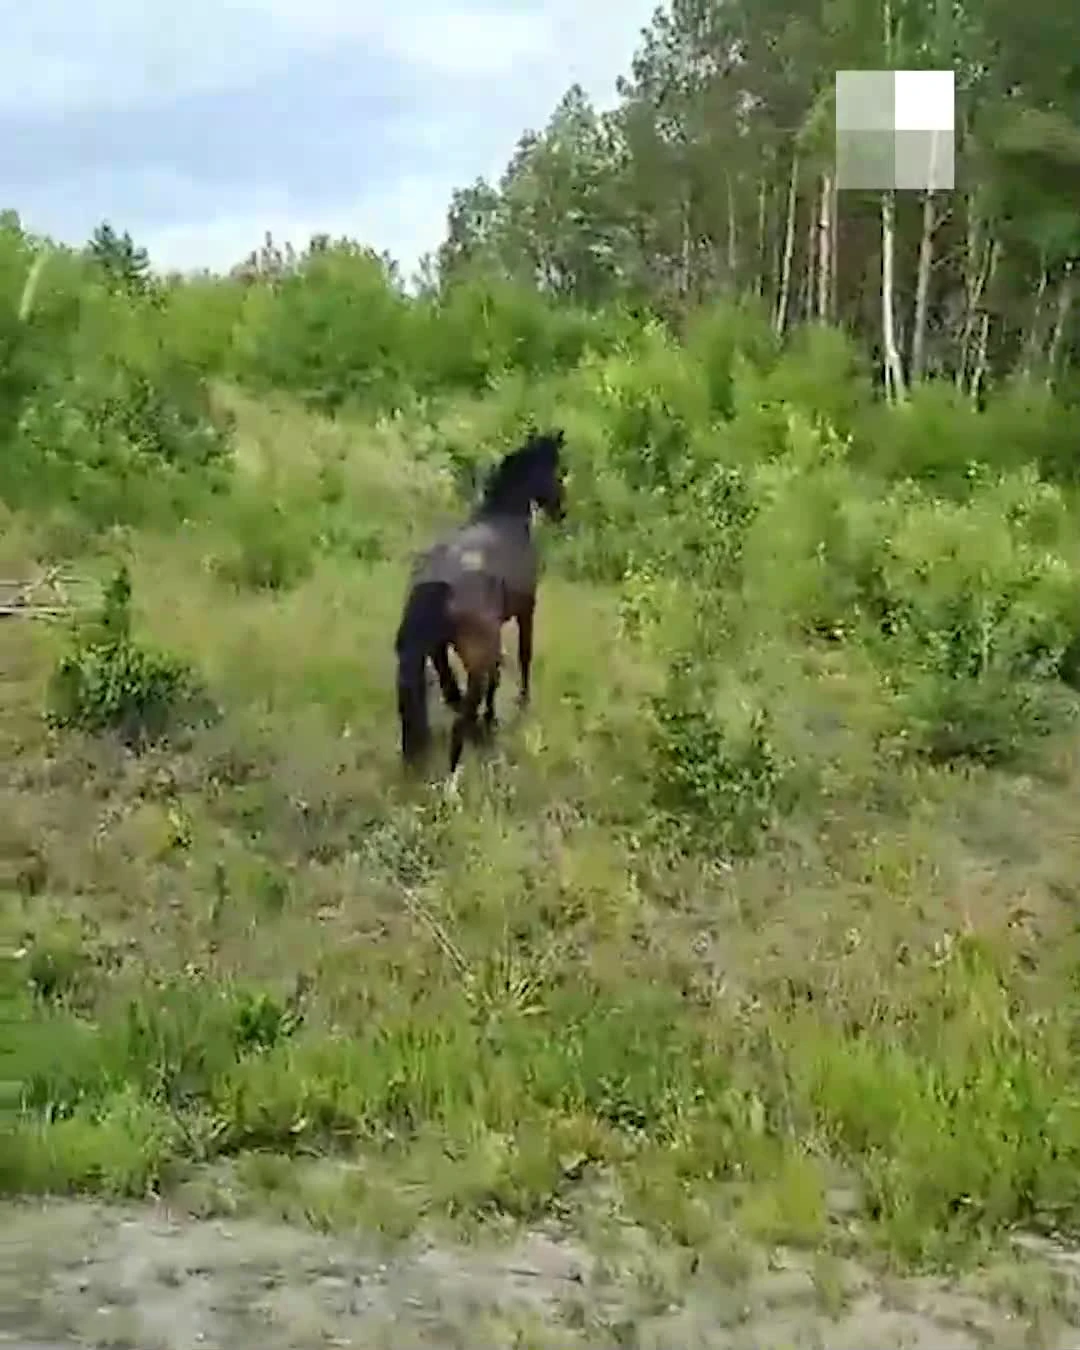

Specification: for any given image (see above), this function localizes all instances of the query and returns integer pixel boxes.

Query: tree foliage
[433,0,1078,394]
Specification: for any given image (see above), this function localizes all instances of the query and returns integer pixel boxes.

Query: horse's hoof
[443,768,463,800]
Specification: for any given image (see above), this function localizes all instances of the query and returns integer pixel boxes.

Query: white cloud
[4,0,651,114]
[0,2,276,114]
[141,172,463,278]
[9,0,658,272]
[267,3,551,77]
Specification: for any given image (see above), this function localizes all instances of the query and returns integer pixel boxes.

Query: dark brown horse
[395,429,566,774]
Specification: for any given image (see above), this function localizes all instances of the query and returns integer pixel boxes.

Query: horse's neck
[471,505,531,539]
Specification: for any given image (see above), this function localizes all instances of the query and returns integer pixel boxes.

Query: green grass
[5,388,1080,1274]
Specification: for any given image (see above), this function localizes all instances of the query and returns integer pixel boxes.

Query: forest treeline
[2,0,1077,436]
[0,0,1078,535]
[437,0,1079,401]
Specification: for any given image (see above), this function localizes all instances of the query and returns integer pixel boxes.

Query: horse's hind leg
[449,668,486,773]
[482,652,501,734]
[431,642,461,709]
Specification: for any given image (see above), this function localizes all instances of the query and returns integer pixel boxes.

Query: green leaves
[46,564,206,747]
[86,222,152,299]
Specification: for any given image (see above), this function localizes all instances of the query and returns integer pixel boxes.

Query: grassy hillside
[5,225,1080,1280]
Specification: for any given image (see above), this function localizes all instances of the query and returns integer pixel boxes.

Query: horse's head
[520,427,565,522]
[482,427,567,521]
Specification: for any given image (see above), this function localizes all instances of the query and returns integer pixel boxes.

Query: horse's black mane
[479,429,563,507]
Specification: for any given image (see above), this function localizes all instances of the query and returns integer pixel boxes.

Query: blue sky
[4,0,657,276]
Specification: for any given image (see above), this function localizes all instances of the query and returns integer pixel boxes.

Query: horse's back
[410,518,537,598]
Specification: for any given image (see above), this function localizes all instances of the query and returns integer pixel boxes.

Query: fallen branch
[0,605,70,619]
[0,565,94,621]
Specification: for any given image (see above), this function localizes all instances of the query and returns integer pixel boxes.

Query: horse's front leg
[516,598,535,708]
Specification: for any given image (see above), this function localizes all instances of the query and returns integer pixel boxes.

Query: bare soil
[3,1199,1080,1348]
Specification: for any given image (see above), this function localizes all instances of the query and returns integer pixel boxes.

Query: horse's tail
[395,581,452,766]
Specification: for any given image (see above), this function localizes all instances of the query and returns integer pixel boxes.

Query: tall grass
[4,219,1080,1268]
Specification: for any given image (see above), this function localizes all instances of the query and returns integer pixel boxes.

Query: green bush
[577,324,711,492]
[683,300,779,419]
[0,226,232,528]
[233,245,414,414]
[648,655,795,857]
[410,273,632,398]
[854,479,1080,761]
[210,496,317,592]
[46,564,207,745]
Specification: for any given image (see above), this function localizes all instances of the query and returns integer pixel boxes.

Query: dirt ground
[3,1199,1080,1348]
